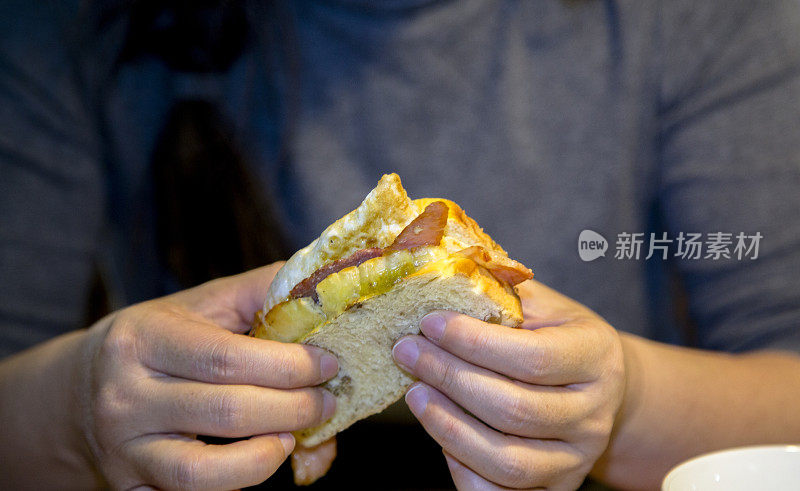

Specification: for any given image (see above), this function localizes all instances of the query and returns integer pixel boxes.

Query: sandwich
[250,173,533,479]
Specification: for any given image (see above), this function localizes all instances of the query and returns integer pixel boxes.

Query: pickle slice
[316,246,449,318]
[263,297,327,343]
[315,265,362,317]
[356,249,411,295]
[266,246,451,343]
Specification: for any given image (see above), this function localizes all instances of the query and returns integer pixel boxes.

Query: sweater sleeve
[0,0,105,357]
[657,0,800,352]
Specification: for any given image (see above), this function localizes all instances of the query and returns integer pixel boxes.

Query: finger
[129,308,338,387]
[169,263,284,333]
[443,451,529,491]
[291,437,337,485]
[143,378,335,437]
[515,279,590,324]
[126,432,293,490]
[405,383,584,489]
[394,335,589,439]
[419,311,609,385]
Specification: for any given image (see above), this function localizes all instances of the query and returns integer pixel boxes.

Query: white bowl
[662,445,800,490]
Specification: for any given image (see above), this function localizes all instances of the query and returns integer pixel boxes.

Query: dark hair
[90,0,296,290]
[151,99,290,287]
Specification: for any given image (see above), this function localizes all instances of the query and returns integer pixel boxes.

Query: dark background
[206,419,456,490]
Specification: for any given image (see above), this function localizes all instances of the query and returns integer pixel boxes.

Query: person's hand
[75,265,339,490]
[392,280,625,490]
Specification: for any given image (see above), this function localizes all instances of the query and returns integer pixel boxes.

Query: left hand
[392,280,626,490]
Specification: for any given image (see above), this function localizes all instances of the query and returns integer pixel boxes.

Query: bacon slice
[290,247,383,300]
[456,245,533,286]
[287,205,529,302]
[290,202,448,300]
[386,201,449,252]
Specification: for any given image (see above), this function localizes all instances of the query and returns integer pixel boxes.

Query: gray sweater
[2,0,800,358]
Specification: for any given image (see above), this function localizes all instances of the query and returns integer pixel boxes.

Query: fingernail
[392,338,419,369]
[278,432,295,455]
[405,384,428,415]
[322,390,336,420]
[420,313,446,342]
[320,353,339,380]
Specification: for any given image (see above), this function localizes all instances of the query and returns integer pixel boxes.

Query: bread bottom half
[295,258,523,447]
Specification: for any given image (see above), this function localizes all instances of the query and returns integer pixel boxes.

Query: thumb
[516,279,591,326]
[168,262,285,333]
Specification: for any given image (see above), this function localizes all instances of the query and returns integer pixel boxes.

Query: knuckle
[577,412,615,449]
[95,385,125,421]
[551,452,593,490]
[92,386,134,453]
[214,389,245,431]
[605,335,626,380]
[496,389,534,433]
[268,349,299,384]
[173,450,206,489]
[201,334,243,382]
[562,398,615,453]
[435,361,460,393]
[524,336,553,380]
[496,448,532,487]
[101,315,139,361]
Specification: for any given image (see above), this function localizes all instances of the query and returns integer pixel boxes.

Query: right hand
[76,265,339,490]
